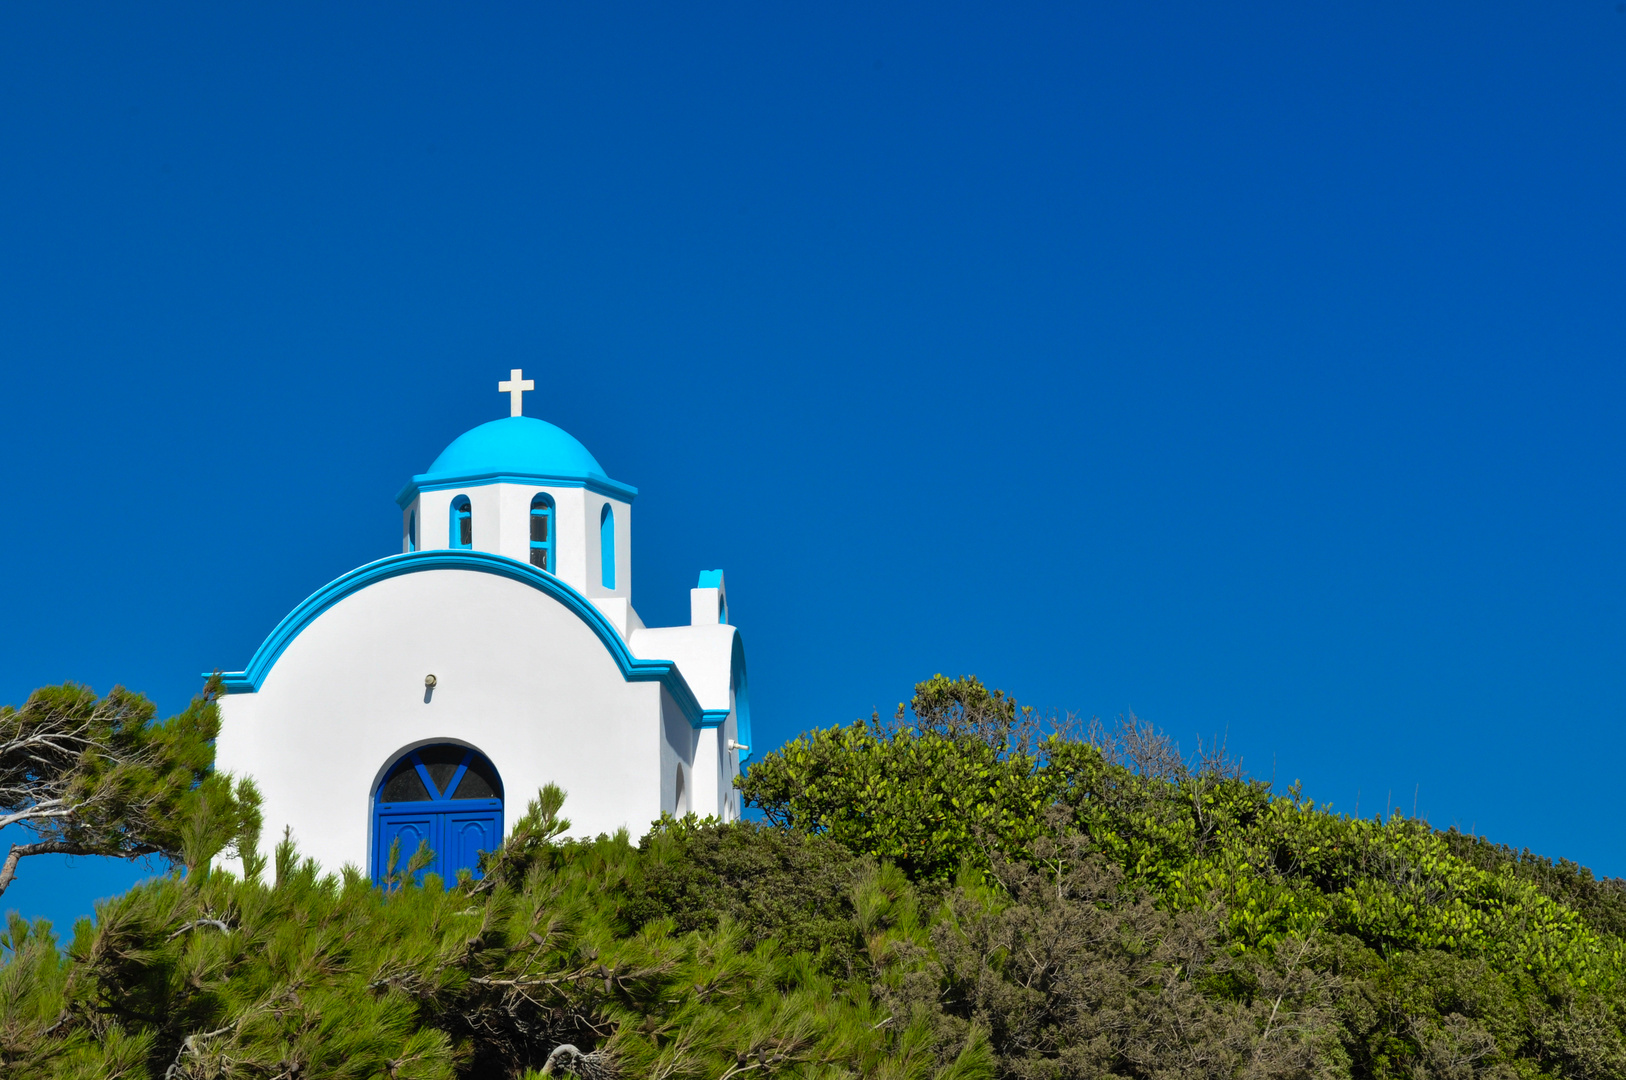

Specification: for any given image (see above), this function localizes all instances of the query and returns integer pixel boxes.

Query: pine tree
[0,677,255,898]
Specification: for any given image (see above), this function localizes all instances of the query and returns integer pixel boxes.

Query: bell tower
[395,370,637,622]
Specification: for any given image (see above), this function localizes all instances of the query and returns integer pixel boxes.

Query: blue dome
[397,417,636,508]
[423,417,605,481]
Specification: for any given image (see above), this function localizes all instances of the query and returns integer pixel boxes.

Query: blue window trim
[205,549,719,727]
[599,504,616,590]
[449,495,472,549]
[529,493,555,573]
[406,510,417,553]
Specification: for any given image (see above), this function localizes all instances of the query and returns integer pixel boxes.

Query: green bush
[741,675,1626,1078]
[622,817,869,975]
[0,790,991,1080]
[6,673,1626,1079]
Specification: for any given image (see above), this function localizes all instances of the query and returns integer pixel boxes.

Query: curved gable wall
[212,551,701,871]
[214,550,702,723]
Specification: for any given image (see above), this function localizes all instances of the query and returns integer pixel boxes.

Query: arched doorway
[372,743,503,886]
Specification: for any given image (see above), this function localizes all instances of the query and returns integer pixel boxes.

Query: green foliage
[740,676,1054,885]
[743,674,1626,1078]
[914,840,1346,1080]
[7,672,1626,1079]
[0,783,993,1079]
[0,678,258,897]
[1441,828,1626,943]
[624,816,869,974]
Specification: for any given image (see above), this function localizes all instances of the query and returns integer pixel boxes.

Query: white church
[212,371,752,883]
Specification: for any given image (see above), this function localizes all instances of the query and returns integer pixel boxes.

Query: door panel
[446,810,501,879]
[376,813,438,884]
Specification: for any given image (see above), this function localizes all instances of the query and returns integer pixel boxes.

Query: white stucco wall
[215,567,683,875]
[631,625,737,708]
[630,624,741,819]
[402,499,420,553]
[690,586,725,626]
[660,687,697,816]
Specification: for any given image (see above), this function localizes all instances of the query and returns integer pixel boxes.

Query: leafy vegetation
[741,676,1626,1078]
[0,679,256,898]
[3,673,1625,1078]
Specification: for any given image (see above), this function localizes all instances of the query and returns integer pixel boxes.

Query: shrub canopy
[3,673,1625,1079]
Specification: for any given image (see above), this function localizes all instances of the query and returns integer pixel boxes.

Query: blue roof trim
[395,471,639,508]
[699,709,729,729]
[696,569,723,589]
[206,550,704,725]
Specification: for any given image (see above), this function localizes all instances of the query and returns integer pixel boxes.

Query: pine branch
[166,918,232,941]
[0,840,92,896]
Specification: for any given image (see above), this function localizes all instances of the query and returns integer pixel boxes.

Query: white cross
[497,368,535,417]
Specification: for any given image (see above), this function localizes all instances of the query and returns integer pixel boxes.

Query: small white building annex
[212,371,752,882]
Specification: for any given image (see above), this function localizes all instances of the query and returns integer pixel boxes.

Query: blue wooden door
[372,744,503,887]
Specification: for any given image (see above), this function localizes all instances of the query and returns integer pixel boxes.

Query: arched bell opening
[449,495,473,549]
[600,504,616,589]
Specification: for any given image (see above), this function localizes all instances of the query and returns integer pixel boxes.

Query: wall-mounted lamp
[424,674,438,688]
[727,739,749,752]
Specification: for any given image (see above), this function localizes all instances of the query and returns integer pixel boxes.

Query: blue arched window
[450,496,472,549]
[406,511,417,553]
[372,743,503,887]
[600,504,616,589]
[530,494,555,572]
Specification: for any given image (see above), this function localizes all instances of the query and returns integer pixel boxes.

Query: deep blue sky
[3,3,1625,933]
